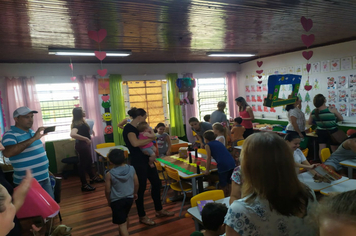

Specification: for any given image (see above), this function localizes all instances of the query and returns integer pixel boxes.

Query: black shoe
[90,175,104,184]
[81,184,96,192]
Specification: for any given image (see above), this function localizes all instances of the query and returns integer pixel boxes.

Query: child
[315,190,356,236]
[284,133,317,174]
[189,117,213,148]
[230,117,245,147]
[212,123,228,146]
[105,149,138,236]
[203,114,211,123]
[190,203,228,236]
[137,122,156,168]
[155,123,172,157]
[203,130,236,197]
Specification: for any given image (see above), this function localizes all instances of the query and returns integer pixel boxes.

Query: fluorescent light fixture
[207,52,255,57]
[48,48,131,57]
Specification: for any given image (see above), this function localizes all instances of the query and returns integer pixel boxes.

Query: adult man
[2,106,54,198]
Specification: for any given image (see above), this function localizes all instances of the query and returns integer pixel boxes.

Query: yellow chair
[192,131,200,144]
[96,142,115,149]
[198,149,207,155]
[96,143,116,174]
[302,148,309,157]
[190,189,224,207]
[154,161,169,205]
[237,140,245,146]
[165,166,192,217]
[321,148,331,163]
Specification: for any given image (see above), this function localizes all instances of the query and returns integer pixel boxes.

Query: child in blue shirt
[203,130,236,197]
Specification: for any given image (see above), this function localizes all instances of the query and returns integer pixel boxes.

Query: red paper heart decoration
[97,69,108,77]
[101,95,110,102]
[306,63,311,72]
[257,75,262,79]
[70,76,76,81]
[99,81,109,89]
[88,29,107,43]
[74,104,80,107]
[73,96,78,100]
[256,70,263,74]
[302,51,313,60]
[301,34,315,48]
[305,85,312,91]
[258,81,263,84]
[332,63,338,67]
[257,61,263,67]
[69,63,73,70]
[95,51,106,61]
[300,16,313,32]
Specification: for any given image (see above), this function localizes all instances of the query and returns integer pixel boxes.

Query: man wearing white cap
[1,106,54,198]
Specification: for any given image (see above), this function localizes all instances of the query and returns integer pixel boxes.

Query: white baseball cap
[13,106,38,118]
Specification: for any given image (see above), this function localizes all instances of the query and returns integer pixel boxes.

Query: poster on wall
[350,104,356,117]
[349,89,356,102]
[288,66,295,74]
[341,57,352,71]
[328,90,338,103]
[338,103,348,117]
[330,59,340,72]
[327,77,337,89]
[311,62,321,74]
[313,78,320,90]
[295,65,302,75]
[349,75,356,88]
[338,76,348,89]
[321,60,330,73]
[338,90,348,102]
[245,85,250,92]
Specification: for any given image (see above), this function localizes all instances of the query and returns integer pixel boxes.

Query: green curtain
[167,73,185,137]
[109,74,126,145]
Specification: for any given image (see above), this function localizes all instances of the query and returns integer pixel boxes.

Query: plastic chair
[198,149,207,155]
[321,148,331,163]
[96,142,115,149]
[154,161,169,205]
[302,148,309,158]
[237,140,245,146]
[190,189,224,207]
[192,131,200,144]
[96,143,116,174]
[165,166,192,217]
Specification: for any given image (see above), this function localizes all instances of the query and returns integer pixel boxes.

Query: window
[196,78,229,120]
[36,83,80,141]
[123,80,169,127]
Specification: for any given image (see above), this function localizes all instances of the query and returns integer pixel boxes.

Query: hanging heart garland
[88,29,108,79]
[256,61,264,85]
[300,16,314,91]
[69,58,76,82]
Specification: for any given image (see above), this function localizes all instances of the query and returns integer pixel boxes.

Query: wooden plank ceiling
[0,0,355,63]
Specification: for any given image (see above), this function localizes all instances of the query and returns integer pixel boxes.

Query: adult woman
[286,97,306,138]
[235,97,254,139]
[210,101,228,125]
[323,133,356,173]
[308,94,344,155]
[122,108,173,226]
[225,132,317,236]
[70,107,103,192]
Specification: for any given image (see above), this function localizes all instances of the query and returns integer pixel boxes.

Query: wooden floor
[54,175,196,236]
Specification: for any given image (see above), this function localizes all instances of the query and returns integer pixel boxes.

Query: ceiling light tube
[48,48,132,57]
[207,53,255,57]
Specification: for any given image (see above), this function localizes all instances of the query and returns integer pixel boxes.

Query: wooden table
[94,145,130,175]
[320,179,356,195]
[158,154,218,196]
[170,139,192,153]
[188,197,230,229]
[340,159,356,179]
[298,171,349,192]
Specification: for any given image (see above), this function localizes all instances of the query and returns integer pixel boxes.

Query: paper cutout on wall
[297,93,303,102]
[257,95,262,102]
[304,92,311,102]
[257,105,263,112]
[262,84,268,91]
[350,89,356,102]
[330,59,340,72]
[246,95,251,102]
[102,112,112,122]
[327,77,337,89]
[328,90,338,103]
[245,86,250,92]
[339,103,348,116]
[305,104,311,115]
[341,57,352,70]
[251,85,256,92]
[314,79,320,90]
[252,105,257,112]
[98,79,110,94]
[350,104,356,117]
[256,85,262,92]
[264,106,269,112]
[304,80,312,91]
[263,74,301,108]
[251,95,256,102]
[350,75,356,88]
[104,125,113,134]
[101,100,111,109]
[338,90,348,102]
[270,107,276,113]
[321,60,330,72]
[338,76,348,89]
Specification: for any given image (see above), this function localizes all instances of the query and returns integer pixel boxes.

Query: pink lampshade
[15,179,60,219]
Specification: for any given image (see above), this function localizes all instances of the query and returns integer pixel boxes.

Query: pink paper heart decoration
[99,81,109,89]
[256,70,263,74]
[302,51,313,60]
[257,81,262,84]
[300,16,313,32]
[306,63,311,72]
[257,75,262,79]
[257,61,263,67]
[95,51,106,61]
[73,96,78,100]
[70,76,76,81]
[97,69,108,77]
[101,95,110,102]
[88,29,107,43]
[305,85,312,91]
[69,63,73,70]
[301,34,315,48]
[74,104,80,108]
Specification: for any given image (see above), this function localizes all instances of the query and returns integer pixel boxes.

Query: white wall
[239,40,356,124]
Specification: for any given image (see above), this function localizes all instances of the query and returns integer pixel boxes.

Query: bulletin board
[244,56,356,122]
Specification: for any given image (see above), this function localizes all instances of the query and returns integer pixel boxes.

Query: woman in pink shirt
[235,97,254,138]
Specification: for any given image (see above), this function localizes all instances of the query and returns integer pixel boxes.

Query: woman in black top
[123,108,174,226]
[70,107,103,192]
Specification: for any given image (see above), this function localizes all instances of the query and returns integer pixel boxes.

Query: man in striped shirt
[2,106,54,198]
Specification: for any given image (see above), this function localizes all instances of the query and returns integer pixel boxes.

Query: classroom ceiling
[1,0,356,64]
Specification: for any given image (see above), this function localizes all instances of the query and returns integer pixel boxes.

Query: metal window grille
[36,83,80,141]
[197,78,229,121]
[123,80,169,127]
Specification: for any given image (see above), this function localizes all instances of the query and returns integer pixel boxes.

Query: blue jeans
[39,177,55,199]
